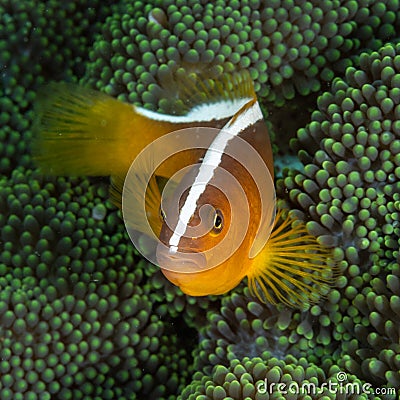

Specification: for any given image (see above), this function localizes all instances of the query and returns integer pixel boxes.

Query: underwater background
[0,0,399,399]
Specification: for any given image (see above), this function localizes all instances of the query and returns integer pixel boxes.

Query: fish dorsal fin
[137,68,257,122]
[175,68,256,112]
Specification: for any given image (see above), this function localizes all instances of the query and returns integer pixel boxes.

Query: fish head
[155,159,255,295]
[156,162,234,265]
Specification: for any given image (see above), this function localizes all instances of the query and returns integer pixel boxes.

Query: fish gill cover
[0,0,399,399]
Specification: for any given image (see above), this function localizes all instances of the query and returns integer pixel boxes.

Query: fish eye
[213,210,224,233]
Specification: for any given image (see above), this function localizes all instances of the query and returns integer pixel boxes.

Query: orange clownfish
[33,70,334,307]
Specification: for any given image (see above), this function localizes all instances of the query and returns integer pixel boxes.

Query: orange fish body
[33,72,252,179]
[157,99,274,296]
[33,70,333,307]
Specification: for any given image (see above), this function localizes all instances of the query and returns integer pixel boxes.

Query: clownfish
[33,69,334,307]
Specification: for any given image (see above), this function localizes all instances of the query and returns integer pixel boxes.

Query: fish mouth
[156,244,207,273]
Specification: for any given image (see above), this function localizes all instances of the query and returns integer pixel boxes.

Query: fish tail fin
[247,209,337,308]
[32,82,142,176]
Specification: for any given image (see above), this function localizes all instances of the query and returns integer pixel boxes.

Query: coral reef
[0,168,191,398]
[0,0,115,175]
[179,354,372,400]
[85,0,400,110]
[1,0,400,399]
[282,41,400,391]
[193,287,340,374]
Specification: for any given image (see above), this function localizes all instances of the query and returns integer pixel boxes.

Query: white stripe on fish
[168,100,264,252]
[135,98,252,123]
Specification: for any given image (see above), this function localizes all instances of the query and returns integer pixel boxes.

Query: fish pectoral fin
[141,173,179,237]
[247,209,337,308]
[145,173,163,237]
[116,169,163,238]
[109,174,125,209]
